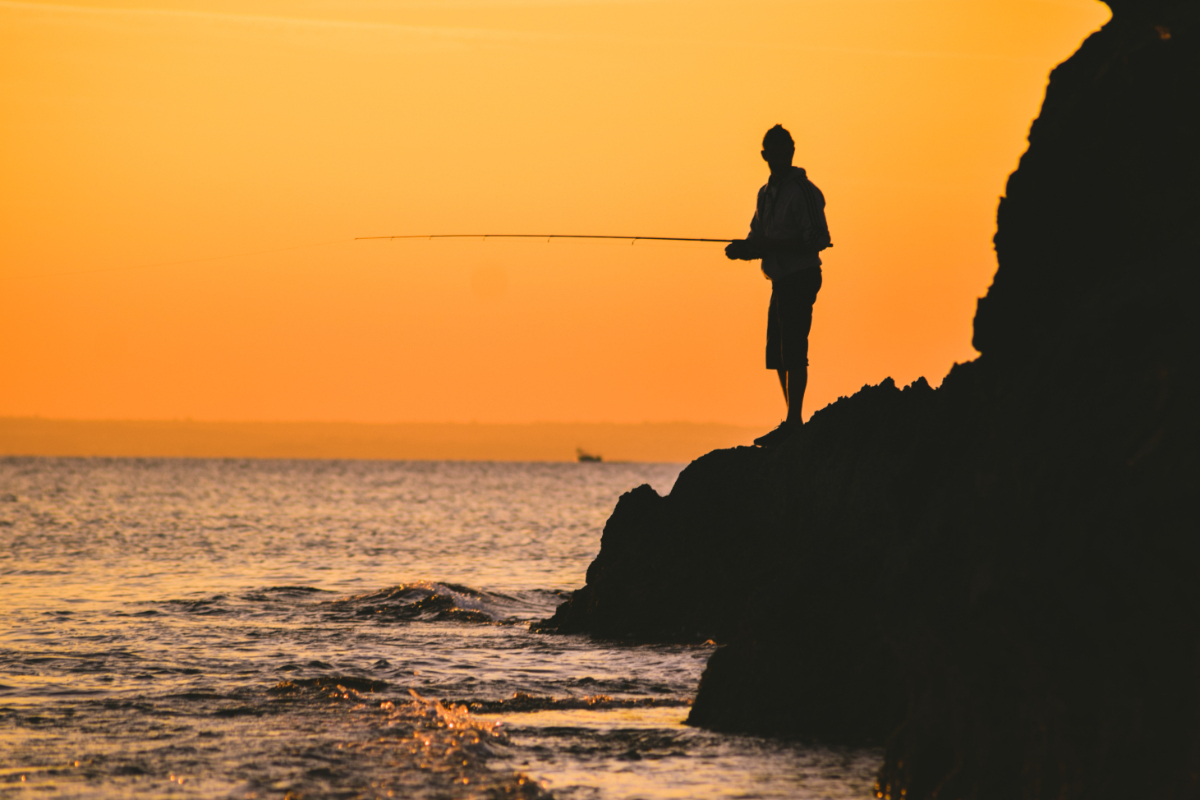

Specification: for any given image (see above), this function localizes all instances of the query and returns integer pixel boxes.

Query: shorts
[766,267,822,371]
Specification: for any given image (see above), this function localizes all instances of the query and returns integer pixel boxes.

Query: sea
[0,457,879,799]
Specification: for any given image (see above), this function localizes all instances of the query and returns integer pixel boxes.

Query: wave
[241,585,333,600]
[268,675,391,699]
[261,676,689,716]
[321,581,565,625]
[133,581,566,627]
[464,691,690,714]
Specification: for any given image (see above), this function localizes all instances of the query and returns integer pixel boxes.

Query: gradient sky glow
[1,0,1111,426]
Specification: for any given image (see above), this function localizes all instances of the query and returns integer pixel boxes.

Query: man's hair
[762,124,794,152]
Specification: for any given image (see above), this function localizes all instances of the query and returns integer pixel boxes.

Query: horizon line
[0,415,767,428]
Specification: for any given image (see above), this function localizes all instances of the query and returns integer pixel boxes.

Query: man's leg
[757,271,818,446]
[756,367,804,447]
[784,366,807,426]
[780,269,820,428]
[754,370,792,446]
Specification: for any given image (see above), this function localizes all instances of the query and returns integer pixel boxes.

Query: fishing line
[356,234,734,244]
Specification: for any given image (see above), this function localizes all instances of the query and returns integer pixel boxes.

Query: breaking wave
[322,581,565,625]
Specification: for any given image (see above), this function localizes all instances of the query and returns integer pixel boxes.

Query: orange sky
[0,0,1110,427]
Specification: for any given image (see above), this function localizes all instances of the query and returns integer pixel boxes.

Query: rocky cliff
[538,1,1200,796]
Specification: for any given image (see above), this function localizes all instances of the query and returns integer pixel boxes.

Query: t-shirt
[747,166,832,281]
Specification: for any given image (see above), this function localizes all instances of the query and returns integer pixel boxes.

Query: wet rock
[540,0,1200,795]
[536,446,777,642]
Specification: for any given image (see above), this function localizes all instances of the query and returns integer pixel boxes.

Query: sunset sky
[1,0,1110,427]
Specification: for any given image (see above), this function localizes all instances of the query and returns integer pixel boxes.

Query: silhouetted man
[726,124,832,447]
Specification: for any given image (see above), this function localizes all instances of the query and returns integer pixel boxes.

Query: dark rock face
[539,1,1200,796]
[974,0,1200,361]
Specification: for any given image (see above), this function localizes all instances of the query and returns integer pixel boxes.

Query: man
[726,124,832,447]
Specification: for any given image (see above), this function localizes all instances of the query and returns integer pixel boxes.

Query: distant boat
[576,447,602,463]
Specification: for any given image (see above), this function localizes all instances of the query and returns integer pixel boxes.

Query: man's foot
[754,420,796,447]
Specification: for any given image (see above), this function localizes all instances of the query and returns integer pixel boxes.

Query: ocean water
[0,457,878,799]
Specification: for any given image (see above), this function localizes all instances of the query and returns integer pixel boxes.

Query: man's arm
[725,236,812,261]
[726,207,766,260]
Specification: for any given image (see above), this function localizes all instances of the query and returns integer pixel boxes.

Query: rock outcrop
[539,1,1200,796]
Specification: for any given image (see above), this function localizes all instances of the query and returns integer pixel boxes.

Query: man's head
[761,124,795,176]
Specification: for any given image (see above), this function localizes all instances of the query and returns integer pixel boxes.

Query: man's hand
[725,239,761,261]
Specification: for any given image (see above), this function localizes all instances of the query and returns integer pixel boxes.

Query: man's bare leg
[756,369,800,447]
[785,367,807,426]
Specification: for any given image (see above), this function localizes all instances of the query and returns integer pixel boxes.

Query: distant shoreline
[0,418,765,464]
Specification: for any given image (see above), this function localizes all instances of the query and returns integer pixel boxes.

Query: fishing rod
[5,234,732,282]
[356,234,734,244]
